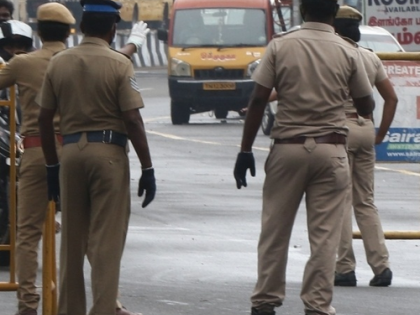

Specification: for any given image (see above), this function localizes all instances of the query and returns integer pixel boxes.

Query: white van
[260,25,405,135]
[357,25,404,53]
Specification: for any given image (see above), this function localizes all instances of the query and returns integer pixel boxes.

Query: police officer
[0,1,35,62]
[38,1,156,315]
[0,0,13,23]
[333,5,397,287]
[0,2,149,314]
[0,20,33,60]
[0,19,33,130]
[0,11,68,315]
[233,0,374,314]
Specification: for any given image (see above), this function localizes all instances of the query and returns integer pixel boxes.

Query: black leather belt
[274,133,346,145]
[63,130,127,148]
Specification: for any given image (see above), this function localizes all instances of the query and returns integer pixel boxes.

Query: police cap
[37,3,76,25]
[335,5,363,21]
[80,0,122,22]
[80,0,122,10]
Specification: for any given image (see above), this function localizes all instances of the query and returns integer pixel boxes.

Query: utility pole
[12,0,27,21]
[292,0,301,26]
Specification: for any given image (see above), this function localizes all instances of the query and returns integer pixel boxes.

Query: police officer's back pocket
[330,155,350,191]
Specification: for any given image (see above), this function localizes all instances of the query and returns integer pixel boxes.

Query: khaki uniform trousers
[58,136,130,315]
[16,143,62,313]
[336,118,389,275]
[251,139,349,315]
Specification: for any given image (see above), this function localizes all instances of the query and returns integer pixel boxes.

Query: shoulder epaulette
[338,35,358,48]
[359,45,374,52]
[272,28,299,39]
[52,49,67,57]
[110,48,131,60]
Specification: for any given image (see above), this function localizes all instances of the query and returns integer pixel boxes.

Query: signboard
[373,60,420,162]
[364,0,420,52]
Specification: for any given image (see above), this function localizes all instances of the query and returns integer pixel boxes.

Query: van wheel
[261,104,274,135]
[171,101,190,125]
[214,109,228,119]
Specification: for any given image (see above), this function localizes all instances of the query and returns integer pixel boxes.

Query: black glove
[46,164,60,202]
[233,152,255,189]
[138,168,156,208]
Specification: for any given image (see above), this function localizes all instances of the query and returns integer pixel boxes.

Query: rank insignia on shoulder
[52,50,66,57]
[339,35,358,48]
[360,46,374,52]
[130,77,140,93]
[111,48,131,60]
[272,28,299,39]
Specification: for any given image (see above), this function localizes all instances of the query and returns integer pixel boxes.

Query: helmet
[0,20,33,49]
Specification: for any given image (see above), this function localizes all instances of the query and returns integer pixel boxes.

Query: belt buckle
[102,130,113,144]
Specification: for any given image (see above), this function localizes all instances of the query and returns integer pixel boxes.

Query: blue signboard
[372,60,420,163]
[375,127,420,162]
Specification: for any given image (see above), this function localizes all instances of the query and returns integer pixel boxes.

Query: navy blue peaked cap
[80,0,122,22]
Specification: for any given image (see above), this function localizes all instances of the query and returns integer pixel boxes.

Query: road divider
[33,30,168,68]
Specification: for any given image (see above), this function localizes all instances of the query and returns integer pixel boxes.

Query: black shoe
[334,270,357,286]
[369,268,392,287]
[251,307,275,315]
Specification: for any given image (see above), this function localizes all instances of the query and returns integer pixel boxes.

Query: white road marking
[157,300,189,306]
[128,226,190,231]
[144,119,419,176]
[143,116,169,123]
[374,165,420,176]
[146,130,223,145]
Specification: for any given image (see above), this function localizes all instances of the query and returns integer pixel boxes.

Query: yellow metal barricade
[353,51,420,240]
[0,83,57,314]
[0,85,18,292]
[42,201,58,315]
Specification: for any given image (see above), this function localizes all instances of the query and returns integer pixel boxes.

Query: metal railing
[0,85,18,291]
[0,81,57,314]
[353,51,420,240]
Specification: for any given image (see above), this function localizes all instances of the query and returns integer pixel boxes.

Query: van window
[273,9,291,33]
[359,34,404,52]
[173,8,267,47]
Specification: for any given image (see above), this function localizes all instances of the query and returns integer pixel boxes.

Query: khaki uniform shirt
[344,47,387,114]
[252,22,372,139]
[0,42,65,136]
[40,37,144,136]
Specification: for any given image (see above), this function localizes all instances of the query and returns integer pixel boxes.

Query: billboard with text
[373,59,420,162]
[364,0,420,52]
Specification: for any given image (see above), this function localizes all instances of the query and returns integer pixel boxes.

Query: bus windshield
[173,8,267,47]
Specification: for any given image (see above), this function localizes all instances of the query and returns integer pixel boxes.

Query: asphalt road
[1,69,419,315]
